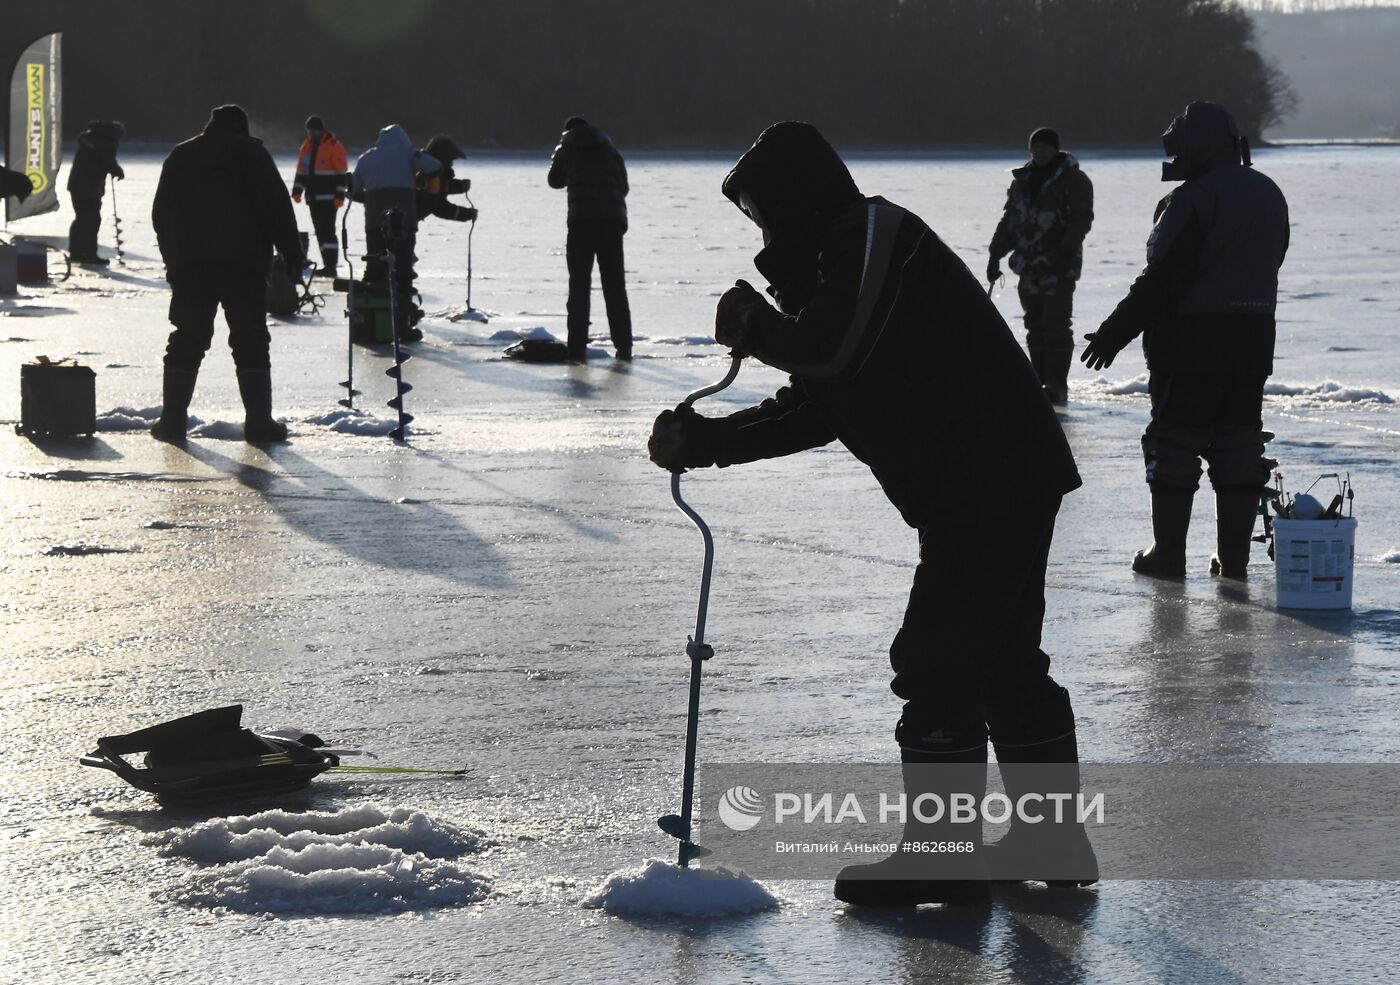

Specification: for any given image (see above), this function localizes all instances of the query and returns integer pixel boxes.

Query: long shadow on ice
[183,442,514,589]
[19,434,123,462]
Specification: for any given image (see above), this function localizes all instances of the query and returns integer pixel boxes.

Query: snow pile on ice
[490,326,557,342]
[189,420,247,440]
[1264,381,1395,405]
[1106,374,1150,395]
[147,806,492,914]
[650,335,717,347]
[1378,547,1400,564]
[303,408,400,436]
[98,405,205,432]
[581,859,779,916]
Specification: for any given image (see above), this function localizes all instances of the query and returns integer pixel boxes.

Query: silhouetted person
[151,104,303,443]
[291,115,349,276]
[547,116,631,362]
[1083,102,1289,579]
[67,120,125,264]
[352,124,440,342]
[648,122,1095,907]
[989,127,1093,405]
[406,134,479,326]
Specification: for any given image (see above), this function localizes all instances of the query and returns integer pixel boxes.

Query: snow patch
[1089,374,1150,395]
[303,408,400,437]
[490,326,557,342]
[581,859,780,916]
[190,420,249,440]
[148,806,492,915]
[96,406,181,432]
[650,336,717,347]
[1264,381,1394,405]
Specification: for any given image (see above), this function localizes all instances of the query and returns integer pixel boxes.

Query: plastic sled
[80,704,338,805]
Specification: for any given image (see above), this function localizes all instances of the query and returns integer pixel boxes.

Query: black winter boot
[986,728,1099,888]
[318,245,338,278]
[151,366,198,443]
[1042,348,1073,406]
[1210,488,1262,579]
[1132,488,1194,578]
[834,746,991,907]
[236,368,288,443]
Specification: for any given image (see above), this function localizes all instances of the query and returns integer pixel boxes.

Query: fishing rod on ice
[657,350,744,867]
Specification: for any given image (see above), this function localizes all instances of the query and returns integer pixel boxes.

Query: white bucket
[1273,517,1357,610]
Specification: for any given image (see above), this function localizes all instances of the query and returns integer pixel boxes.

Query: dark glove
[714,279,772,354]
[113,165,125,181]
[459,206,478,222]
[648,404,717,473]
[986,256,1002,288]
[1081,328,1123,371]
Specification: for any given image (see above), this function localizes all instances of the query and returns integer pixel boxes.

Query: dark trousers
[307,199,339,268]
[364,226,416,300]
[566,219,631,358]
[890,494,1074,755]
[1018,280,1075,378]
[68,193,104,259]
[164,268,271,373]
[1142,372,1270,492]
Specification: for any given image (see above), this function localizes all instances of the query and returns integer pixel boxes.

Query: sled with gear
[79,704,338,805]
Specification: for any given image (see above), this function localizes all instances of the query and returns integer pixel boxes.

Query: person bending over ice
[648,122,1096,907]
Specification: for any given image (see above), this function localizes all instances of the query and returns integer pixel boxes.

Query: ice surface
[2,147,1398,984]
[581,859,780,916]
[148,806,492,915]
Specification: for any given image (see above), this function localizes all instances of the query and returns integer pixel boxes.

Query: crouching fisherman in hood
[648,122,1096,906]
[1082,102,1289,580]
[68,120,126,265]
[415,135,477,226]
[351,124,441,342]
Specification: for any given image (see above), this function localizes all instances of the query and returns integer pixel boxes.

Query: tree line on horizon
[7,0,1293,151]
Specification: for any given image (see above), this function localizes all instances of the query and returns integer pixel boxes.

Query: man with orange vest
[290,115,349,276]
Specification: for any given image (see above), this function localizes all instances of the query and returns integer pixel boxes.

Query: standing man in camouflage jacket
[988,128,1094,405]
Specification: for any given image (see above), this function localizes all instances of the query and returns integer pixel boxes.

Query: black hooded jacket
[547,123,628,227]
[415,135,475,223]
[67,121,125,196]
[698,123,1081,528]
[152,109,301,279]
[1096,102,1289,376]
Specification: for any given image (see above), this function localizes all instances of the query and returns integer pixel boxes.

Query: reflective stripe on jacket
[292,132,349,200]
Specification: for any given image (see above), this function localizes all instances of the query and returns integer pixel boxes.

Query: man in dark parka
[151,104,303,443]
[649,123,1096,906]
[1083,102,1289,579]
[988,127,1094,405]
[547,116,632,362]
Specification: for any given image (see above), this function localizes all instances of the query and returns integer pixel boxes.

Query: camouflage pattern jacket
[989,152,1093,295]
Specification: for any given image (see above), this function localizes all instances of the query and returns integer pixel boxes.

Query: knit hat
[563,116,588,132]
[1028,127,1060,150]
[206,104,250,136]
[305,115,325,132]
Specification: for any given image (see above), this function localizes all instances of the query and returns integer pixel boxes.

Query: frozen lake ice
[1,145,1398,984]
